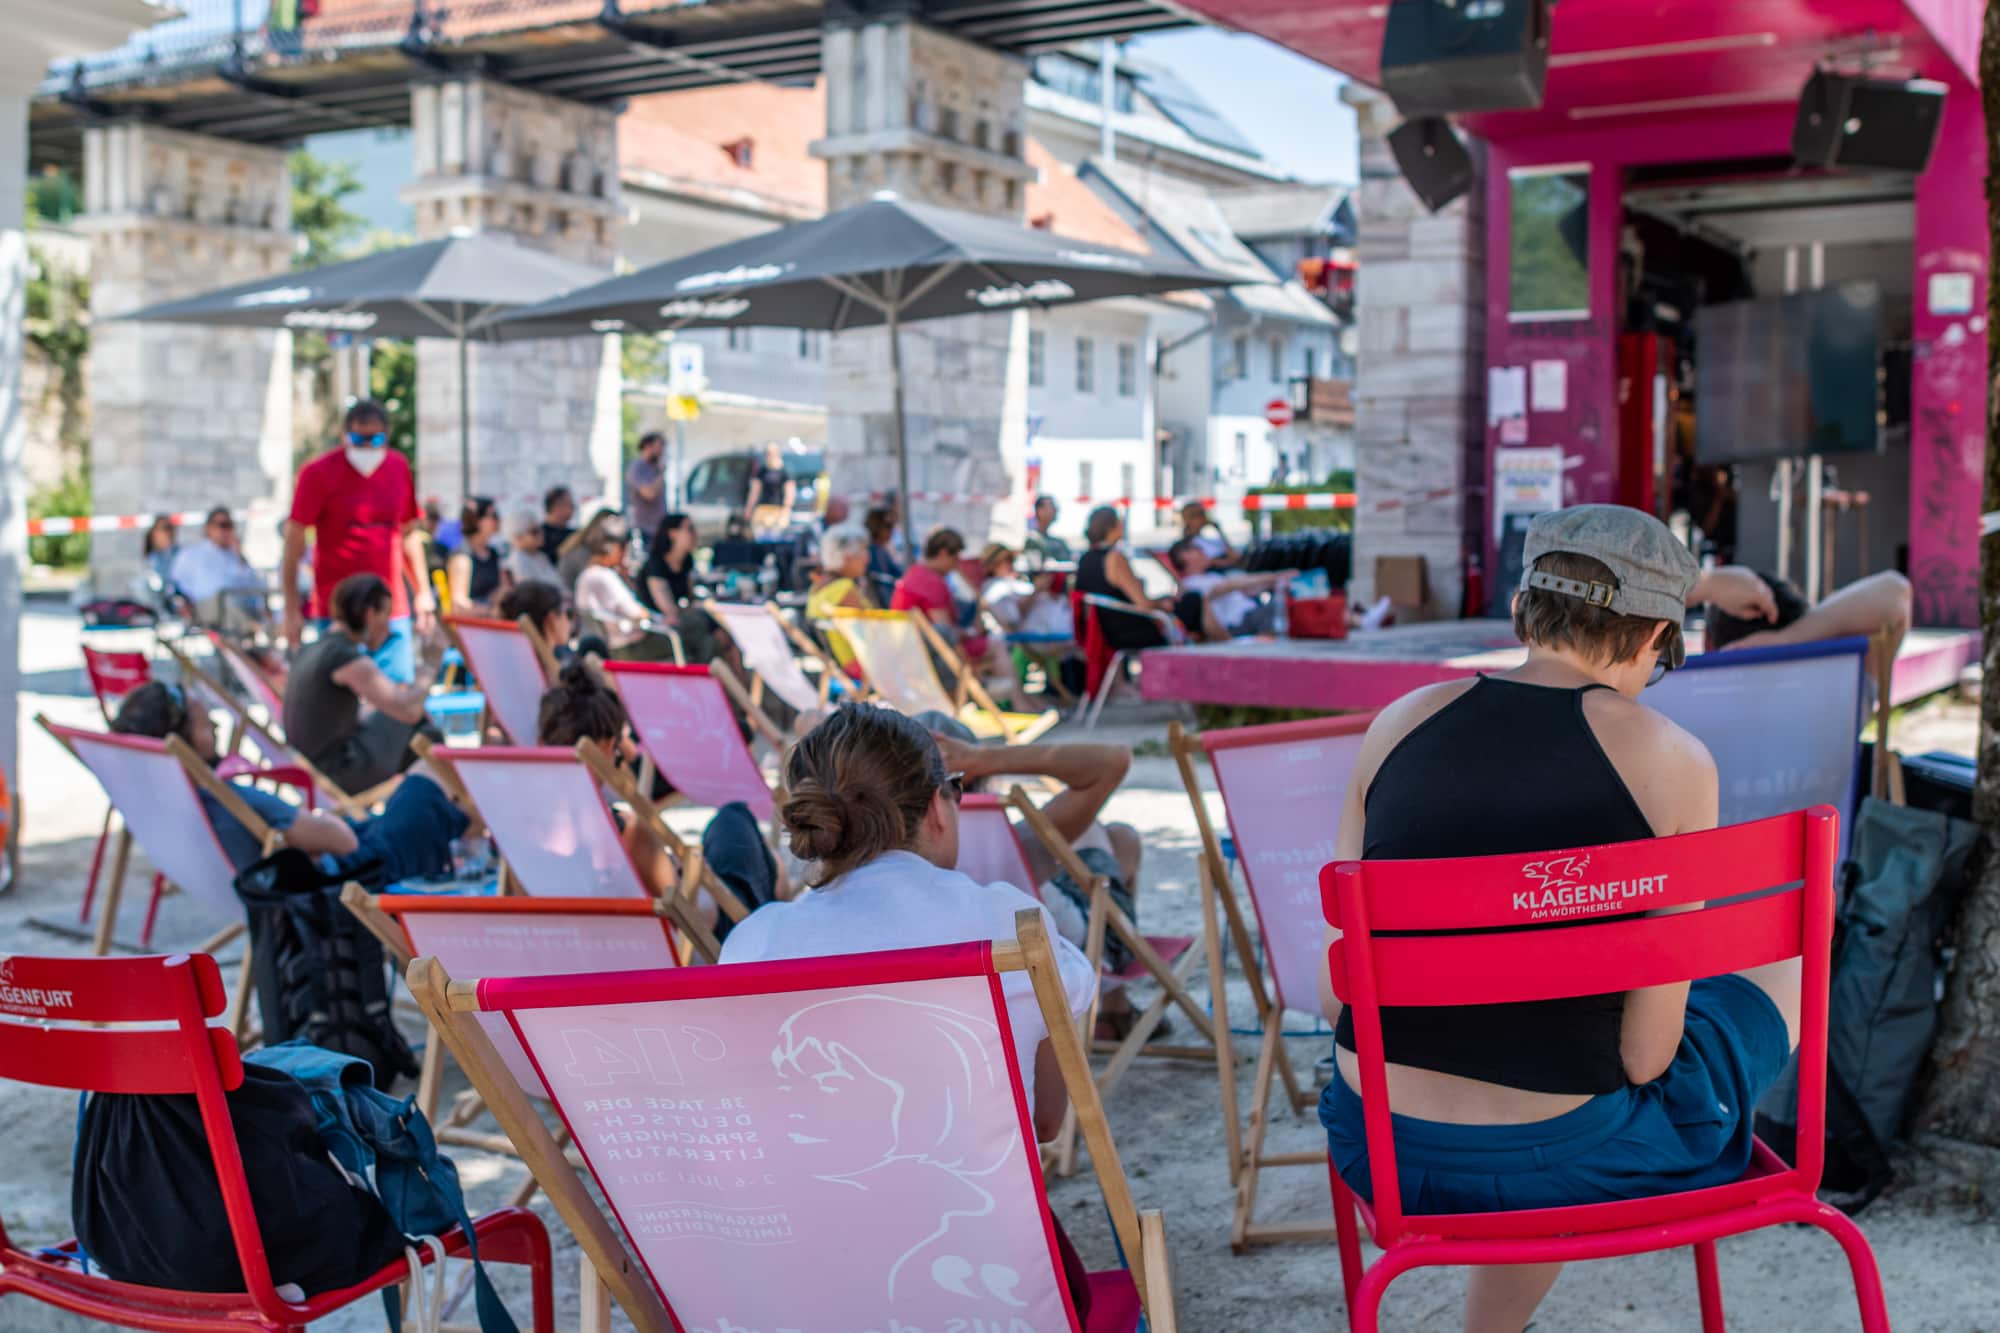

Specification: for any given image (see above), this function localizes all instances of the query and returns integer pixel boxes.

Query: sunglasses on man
[346,431,389,448]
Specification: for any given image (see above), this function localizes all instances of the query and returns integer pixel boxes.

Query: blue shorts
[309,614,413,683]
[1322,974,1790,1215]
[335,774,469,890]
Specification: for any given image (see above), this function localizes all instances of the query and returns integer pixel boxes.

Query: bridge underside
[30,0,1189,166]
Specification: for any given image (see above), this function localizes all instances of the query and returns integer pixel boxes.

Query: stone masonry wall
[81,123,293,593]
[814,19,1037,547]
[404,79,622,515]
[1345,88,1485,618]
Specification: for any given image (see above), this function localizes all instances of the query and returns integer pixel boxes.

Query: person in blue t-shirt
[110,680,468,888]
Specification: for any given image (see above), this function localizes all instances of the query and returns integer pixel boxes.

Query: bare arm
[743,477,763,516]
[1690,565,1776,621]
[781,480,796,512]
[1616,728,1716,1085]
[446,551,472,613]
[280,522,308,649]
[330,653,435,726]
[1102,550,1160,610]
[403,525,436,635]
[946,737,1129,845]
[283,808,362,857]
[1722,571,1912,668]
[646,575,676,612]
[1031,1040,1068,1140]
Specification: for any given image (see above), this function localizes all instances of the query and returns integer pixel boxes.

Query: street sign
[669,342,705,394]
[1264,398,1294,429]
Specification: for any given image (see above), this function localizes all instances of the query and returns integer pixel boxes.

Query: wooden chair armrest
[1139,1209,1177,1333]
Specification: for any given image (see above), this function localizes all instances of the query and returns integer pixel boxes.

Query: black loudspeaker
[1791,69,1946,172]
[1389,117,1474,213]
[1381,0,1550,117]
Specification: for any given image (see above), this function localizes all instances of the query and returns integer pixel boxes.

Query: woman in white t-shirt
[720,705,1101,1311]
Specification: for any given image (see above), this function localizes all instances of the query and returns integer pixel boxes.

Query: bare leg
[1106,822,1142,890]
[1465,1263,1563,1333]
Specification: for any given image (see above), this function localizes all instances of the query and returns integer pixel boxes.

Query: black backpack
[73,1061,407,1295]
[233,849,419,1089]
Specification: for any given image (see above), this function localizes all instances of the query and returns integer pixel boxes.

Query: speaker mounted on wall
[1381,0,1551,117]
[1390,116,1475,214]
[1790,68,1946,173]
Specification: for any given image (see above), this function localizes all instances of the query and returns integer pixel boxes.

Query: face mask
[345,446,388,477]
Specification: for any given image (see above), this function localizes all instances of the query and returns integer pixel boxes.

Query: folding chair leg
[227,941,257,1047]
[580,1253,614,1333]
[1803,1200,1892,1333]
[79,809,114,925]
[1231,1021,1283,1253]
[138,873,167,949]
[417,1033,447,1124]
[1082,651,1127,729]
[1694,1239,1725,1332]
[91,830,133,957]
[1201,859,1245,1184]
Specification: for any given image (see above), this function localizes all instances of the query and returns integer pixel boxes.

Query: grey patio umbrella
[497,195,1241,556]
[115,230,607,489]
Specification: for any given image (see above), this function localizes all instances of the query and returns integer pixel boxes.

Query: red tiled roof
[620,83,1148,255]
[620,82,829,220]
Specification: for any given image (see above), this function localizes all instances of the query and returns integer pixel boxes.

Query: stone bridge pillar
[1345,87,1485,619]
[814,17,1037,546]
[80,123,294,594]
[404,78,621,515]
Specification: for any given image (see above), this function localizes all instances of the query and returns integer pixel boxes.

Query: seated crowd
[93,415,1918,1333]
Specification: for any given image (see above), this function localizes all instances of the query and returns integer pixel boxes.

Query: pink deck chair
[1170,711,1375,1250]
[424,746,660,899]
[603,662,777,822]
[76,645,154,920]
[702,601,826,717]
[444,615,555,745]
[40,718,270,1033]
[960,790,1212,1176]
[409,911,1178,1333]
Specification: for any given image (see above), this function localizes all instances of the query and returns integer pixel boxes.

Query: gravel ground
[7,603,1996,1331]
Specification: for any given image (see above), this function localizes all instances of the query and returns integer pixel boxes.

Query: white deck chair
[603,661,780,822]
[344,883,691,1189]
[957,790,1213,1176]
[443,614,557,745]
[39,717,276,1037]
[409,909,1179,1333]
[417,739,743,943]
[827,607,1058,743]
[702,600,830,719]
[1649,635,1870,855]
[1171,712,1374,1250]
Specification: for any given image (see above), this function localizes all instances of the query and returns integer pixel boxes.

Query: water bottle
[1271,590,1289,639]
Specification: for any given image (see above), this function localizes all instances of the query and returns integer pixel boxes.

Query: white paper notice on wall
[1488,365,1527,425]
[1530,359,1568,412]
[1928,272,1975,316]
[1495,446,1566,529]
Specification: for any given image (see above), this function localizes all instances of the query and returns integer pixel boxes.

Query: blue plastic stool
[424,690,486,744]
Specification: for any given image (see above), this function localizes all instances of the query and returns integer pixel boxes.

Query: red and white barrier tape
[27,511,204,537]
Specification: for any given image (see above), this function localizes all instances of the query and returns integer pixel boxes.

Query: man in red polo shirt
[281,399,435,682]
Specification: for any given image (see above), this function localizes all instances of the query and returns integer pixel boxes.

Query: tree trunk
[1916,3,2000,1144]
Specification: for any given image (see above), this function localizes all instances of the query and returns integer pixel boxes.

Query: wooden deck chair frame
[38,715,274,1043]
[701,598,835,716]
[1004,784,1217,1178]
[1170,715,1372,1250]
[344,876,701,1203]
[1869,627,1900,803]
[768,598,866,697]
[408,909,1178,1333]
[830,607,1058,744]
[169,640,399,818]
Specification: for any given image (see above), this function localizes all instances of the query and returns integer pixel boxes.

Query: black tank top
[1075,547,1128,605]
[1333,676,1656,1095]
[466,545,501,605]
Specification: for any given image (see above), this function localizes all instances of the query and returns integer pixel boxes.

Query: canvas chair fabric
[1171,713,1375,1250]
[702,602,823,716]
[604,663,776,821]
[446,615,554,745]
[47,723,252,924]
[0,951,556,1333]
[828,608,1056,743]
[408,910,1177,1333]
[1648,637,1868,853]
[438,747,657,899]
[1323,807,1888,1333]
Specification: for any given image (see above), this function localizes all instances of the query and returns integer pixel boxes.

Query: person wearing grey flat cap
[1311,504,1802,1333]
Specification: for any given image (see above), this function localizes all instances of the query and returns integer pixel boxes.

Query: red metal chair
[0,951,555,1332]
[1070,591,1178,729]
[77,645,154,924]
[1322,806,1890,1332]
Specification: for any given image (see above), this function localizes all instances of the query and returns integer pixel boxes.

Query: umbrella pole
[457,327,472,495]
[888,304,915,565]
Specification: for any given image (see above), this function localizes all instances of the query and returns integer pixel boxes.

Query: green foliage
[1192,703,1338,732]
[1247,469,1358,538]
[289,149,366,271]
[26,168,80,224]
[621,330,665,384]
[368,340,418,463]
[28,472,91,569]
[25,244,91,463]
